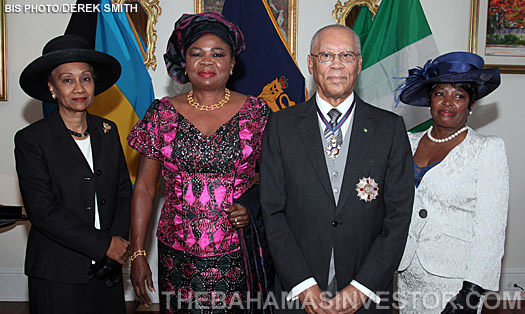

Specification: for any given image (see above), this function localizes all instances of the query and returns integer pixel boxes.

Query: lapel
[49,109,91,171]
[296,96,336,204]
[335,96,376,215]
[87,113,102,172]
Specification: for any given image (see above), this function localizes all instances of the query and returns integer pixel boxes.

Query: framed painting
[332,0,379,27]
[0,0,6,101]
[194,0,297,57]
[113,0,162,70]
[469,0,525,74]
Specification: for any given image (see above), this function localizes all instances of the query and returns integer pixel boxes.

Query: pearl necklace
[427,125,468,143]
[187,88,230,111]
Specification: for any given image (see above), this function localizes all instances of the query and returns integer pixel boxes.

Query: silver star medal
[326,135,341,160]
[356,177,379,202]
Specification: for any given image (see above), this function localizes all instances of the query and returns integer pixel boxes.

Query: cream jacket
[398,127,509,291]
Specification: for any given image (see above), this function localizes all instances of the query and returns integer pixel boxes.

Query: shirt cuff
[351,280,381,304]
[287,278,318,301]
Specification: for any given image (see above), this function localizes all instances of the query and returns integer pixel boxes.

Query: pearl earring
[469,111,472,115]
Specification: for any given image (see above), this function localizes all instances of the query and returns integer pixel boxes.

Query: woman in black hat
[15,34,132,314]
[396,52,509,314]
[127,11,272,313]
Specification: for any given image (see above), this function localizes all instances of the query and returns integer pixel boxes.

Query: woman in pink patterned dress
[127,12,270,313]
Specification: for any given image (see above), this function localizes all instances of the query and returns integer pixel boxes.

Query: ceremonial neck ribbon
[316,98,355,132]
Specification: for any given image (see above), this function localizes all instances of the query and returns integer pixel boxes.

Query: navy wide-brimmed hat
[20,35,121,103]
[397,51,501,107]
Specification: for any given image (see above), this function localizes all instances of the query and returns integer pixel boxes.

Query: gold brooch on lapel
[356,177,379,202]
[102,122,111,134]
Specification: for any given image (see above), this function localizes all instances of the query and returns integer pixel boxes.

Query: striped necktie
[324,108,343,146]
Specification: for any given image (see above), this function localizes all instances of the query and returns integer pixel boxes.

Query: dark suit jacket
[15,108,132,284]
[260,95,413,312]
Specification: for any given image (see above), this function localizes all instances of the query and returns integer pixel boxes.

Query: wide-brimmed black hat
[397,51,501,107]
[19,35,122,103]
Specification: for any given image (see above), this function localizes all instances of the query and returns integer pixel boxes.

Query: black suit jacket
[260,95,413,312]
[15,109,132,284]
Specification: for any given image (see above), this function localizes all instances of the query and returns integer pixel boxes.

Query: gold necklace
[187,88,230,111]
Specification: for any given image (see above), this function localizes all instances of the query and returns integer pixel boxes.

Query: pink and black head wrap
[164,11,245,84]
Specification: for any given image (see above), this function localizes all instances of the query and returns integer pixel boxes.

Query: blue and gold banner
[221,0,306,112]
[54,0,155,183]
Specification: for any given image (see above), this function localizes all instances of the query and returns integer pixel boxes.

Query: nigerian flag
[353,0,439,131]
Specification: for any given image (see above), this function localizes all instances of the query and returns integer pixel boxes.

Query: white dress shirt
[316,92,354,142]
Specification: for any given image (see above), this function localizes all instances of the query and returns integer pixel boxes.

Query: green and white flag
[353,0,440,131]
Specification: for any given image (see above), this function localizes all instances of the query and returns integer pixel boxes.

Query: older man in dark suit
[260,25,414,313]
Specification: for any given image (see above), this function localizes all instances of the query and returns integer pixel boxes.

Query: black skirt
[28,275,125,314]
[158,240,247,314]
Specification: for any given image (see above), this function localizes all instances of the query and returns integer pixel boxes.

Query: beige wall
[1,0,523,300]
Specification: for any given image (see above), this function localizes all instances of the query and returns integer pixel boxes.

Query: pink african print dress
[127,96,269,257]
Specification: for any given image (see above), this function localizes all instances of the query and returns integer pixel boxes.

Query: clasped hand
[88,236,129,286]
[224,203,249,229]
[105,235,130,264]
[299,284,368,314]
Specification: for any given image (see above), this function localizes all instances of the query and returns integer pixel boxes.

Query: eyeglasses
[311,51,360,63]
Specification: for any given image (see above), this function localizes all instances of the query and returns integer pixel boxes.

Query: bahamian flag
[352,0,439,131]
[45,0,155,183]
[221,0,306,112]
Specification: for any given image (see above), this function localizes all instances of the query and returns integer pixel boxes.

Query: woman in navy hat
[396,52,509,314]
[16,34,132,313]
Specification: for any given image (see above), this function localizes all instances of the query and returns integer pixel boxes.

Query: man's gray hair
[310,24,361,55]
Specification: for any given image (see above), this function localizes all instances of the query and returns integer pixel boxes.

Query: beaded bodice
[128,96,269,256]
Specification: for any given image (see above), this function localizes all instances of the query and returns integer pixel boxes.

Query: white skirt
[397,255,483,314]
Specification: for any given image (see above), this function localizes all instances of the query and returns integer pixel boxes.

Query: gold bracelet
[129,249,146,263]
